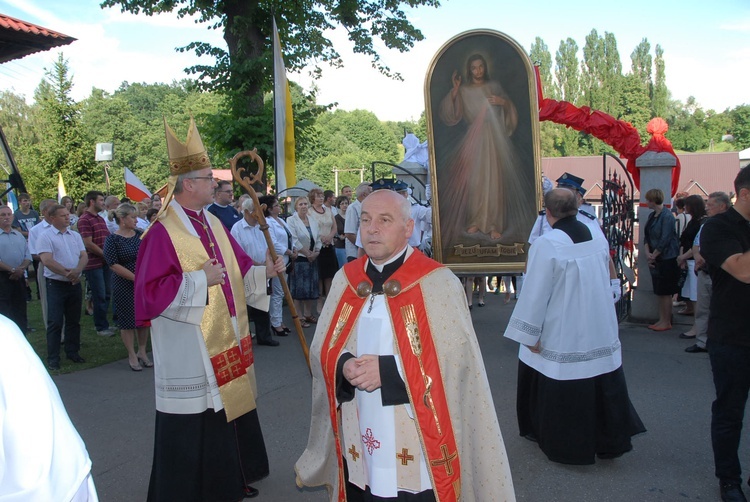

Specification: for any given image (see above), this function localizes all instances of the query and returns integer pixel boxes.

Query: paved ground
[52,293,748,501]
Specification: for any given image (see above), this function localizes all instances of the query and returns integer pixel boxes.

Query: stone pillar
[630,151,677,322]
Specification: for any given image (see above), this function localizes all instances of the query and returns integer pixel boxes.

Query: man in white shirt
[231,198,279,347]
[37,204,88,371]
[28,198,56,326]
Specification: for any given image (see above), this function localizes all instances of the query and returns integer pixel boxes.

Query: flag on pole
[57,173,67,202]
[273,18,296,193]
[124,167,152,202]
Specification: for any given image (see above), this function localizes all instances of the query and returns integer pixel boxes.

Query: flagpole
[271,16,280,194]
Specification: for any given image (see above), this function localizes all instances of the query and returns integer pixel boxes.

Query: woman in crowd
[287,196,321,328]
[675,195,707,320]
[104,203,152,371]
[260,194,295,336]
[307,188,338,314]
[61,196,77,227]
[333,195,349,268]
[644,188,680,331]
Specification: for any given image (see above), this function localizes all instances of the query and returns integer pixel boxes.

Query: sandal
[304,316,318,324]
[138,356,153,368]
[300,320,311,328]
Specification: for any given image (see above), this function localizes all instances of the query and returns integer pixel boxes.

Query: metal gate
[601,153,636,322]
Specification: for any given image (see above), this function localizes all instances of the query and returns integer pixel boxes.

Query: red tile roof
[0,13,76,64]
[542,151,741,201]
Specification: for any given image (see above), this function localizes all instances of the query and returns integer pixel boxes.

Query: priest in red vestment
[295,189,515,501]
[135,117,283,501]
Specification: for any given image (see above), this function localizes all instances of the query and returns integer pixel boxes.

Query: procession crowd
[1,119,749,502]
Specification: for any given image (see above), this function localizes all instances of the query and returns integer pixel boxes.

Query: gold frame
[425,29,542,274]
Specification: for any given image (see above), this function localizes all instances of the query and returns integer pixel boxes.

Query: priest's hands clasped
[343,354,382,392]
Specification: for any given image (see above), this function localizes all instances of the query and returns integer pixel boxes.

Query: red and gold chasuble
[162,207,257,422]
[319,252,462,502]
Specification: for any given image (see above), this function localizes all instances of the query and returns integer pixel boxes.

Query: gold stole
[162,206,257,422]
[320,252,462,502]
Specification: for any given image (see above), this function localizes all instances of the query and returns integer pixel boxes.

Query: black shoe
[273,327,289,337]
[243,485,259,498]
[469,305,473,310]
[685,344,708,353]
[720,482,747,502]
[257,339,280,347]
[679,332,696,339]
[48,362,60,371]
[67,354,86,363]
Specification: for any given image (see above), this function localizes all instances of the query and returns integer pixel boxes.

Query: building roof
[0,13,76,64]
[542,151,741,200]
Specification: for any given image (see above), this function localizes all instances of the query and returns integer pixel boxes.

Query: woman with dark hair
[333,195,349,268]
[104,203,151,371]
[307,187,337,314]
[260,194,295,335]
[644,188,681,331]
[676,195,707,317]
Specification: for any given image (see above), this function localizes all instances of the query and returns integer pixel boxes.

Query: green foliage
[618,73,652,143]
[100,0,440,190]
[530,37,556,100]
[555,38,580,103]
[652,44,668,118]
[728,105,750,149]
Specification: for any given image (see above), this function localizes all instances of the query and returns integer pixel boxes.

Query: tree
[618,73,652,143]
[555,38,580,104]
[652,44,668,118]
[23,54,100,201]
[581,29,604,110]
[530,37,556,100]
[630,38,652,104]
[731,105,750,149]
[101,0,439,190]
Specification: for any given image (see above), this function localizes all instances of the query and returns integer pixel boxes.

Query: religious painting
[425,29,541,273]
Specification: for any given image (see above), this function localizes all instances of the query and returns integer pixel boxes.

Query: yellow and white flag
[57,173,66,202]
[273,18,296,193]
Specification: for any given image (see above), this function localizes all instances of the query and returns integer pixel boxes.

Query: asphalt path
[53,293,746,501]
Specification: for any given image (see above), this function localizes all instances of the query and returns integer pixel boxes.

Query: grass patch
[25,281,134,374]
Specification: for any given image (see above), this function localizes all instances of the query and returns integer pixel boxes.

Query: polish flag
[125,167,152,202]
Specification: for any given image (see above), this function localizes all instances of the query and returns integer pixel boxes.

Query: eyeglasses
[217,190,233,194]
[189,176,215,181]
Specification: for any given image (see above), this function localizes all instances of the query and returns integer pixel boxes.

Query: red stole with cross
[319,251,462,502]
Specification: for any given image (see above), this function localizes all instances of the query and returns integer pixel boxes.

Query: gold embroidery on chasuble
[162,207,256,422]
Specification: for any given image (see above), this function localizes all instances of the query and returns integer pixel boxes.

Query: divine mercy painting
[425,29,541,273]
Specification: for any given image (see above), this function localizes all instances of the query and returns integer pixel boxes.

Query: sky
[0,0,749,123]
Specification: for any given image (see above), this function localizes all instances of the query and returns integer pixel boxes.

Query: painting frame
[425,29,542,274]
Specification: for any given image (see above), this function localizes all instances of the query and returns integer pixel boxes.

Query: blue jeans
[709,340,750,484]
[335,248,347,269]
[84,264,111,331]
[46,279,82,364]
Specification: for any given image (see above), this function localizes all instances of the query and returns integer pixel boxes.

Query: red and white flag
[124,167,152,202]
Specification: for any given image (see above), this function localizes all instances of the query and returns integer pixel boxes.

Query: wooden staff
[229,149,311,374]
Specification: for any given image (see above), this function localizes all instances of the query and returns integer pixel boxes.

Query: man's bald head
[544,188,578,220]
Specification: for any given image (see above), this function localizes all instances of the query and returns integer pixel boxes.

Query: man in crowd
[0,205,32,332]
[296,189,515,501]
[37,204,87,371]
[684,191,731,354]
[340,185,353,201]
[231,197,280,347]
[504,188,644,465]
[344,182,372,262]
[324,189,337,216]
[700,168,750,502]
[394,180,432,248]
[27,199,56,326]
[208,180,242,231]
[135,117,284,501]
[77,190,114,337]
[12,192,40,237]
[102,195,121,234]
[13,192,40,300]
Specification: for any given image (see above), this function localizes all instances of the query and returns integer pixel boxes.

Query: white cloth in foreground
[0,315,98,502]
